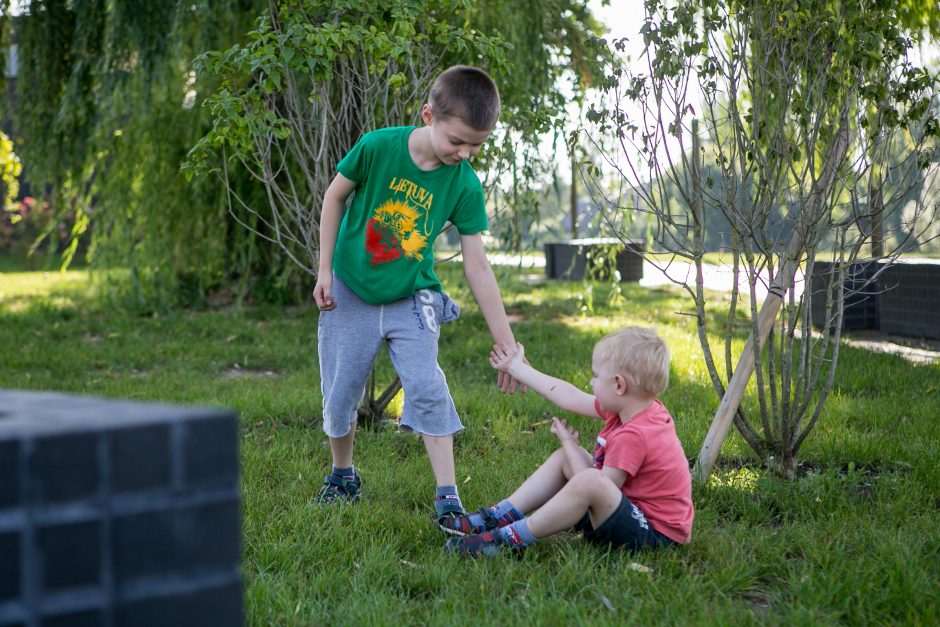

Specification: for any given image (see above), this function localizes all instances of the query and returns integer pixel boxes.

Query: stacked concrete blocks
[809,260,881,332]
[0,390,241,627]
[879,262,940,339]
[809,260,940,340]
[544,238,644,282]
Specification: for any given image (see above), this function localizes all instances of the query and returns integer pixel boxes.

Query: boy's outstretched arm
[460,233,525,394]
[490,343,598,418]
[313,173,357,311]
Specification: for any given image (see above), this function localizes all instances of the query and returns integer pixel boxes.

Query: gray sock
[435,485,463,516]
[499,518,538,547]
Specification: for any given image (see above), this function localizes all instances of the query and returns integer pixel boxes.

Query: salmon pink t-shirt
[592,399,694,544]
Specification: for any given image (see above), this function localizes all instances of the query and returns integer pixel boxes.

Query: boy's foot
[310,473,362,505]
[443,529,525,558]
[437,507,504,536]
[435,500,468,534]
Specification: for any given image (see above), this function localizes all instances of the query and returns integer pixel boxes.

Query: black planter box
[0,390,242,627]
[809,260,881,332]
[544,238,644,282]
[878,262,940,340]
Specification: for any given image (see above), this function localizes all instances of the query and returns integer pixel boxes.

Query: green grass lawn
[1,263,938,625]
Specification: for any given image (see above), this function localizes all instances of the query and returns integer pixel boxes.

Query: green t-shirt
[333,126,488,304]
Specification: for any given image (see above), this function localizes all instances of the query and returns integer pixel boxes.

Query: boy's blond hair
[593,326,670,396]
[428,65,501,130]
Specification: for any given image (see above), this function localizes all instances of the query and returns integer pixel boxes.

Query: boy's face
[422,104,492,166]
[590,353,623,414]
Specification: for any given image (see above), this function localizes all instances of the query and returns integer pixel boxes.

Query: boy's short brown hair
[594,326,670,396]
[429,65,501,130]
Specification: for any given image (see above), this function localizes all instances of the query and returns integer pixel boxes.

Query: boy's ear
[421,103,434,125]
[614,372,637,396]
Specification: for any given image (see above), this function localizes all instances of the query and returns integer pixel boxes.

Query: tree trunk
[871,182,885,258]
[570,150,578,238]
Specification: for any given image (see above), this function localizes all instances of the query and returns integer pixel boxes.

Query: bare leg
[328,423,357,468]
[422,434,456,486]
[506,447,593,514]
[525,468,622,538]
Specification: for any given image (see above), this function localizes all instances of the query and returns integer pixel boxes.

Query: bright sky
[551,2,649,184]
[590,0,645,54]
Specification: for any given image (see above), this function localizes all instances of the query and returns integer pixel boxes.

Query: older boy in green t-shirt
[312,65,522,531]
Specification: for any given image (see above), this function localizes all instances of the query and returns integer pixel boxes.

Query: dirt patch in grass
[222,365,278,379]
[741,588,772,613]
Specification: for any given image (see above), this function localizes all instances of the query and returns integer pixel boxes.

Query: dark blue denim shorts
[574,495,675,551]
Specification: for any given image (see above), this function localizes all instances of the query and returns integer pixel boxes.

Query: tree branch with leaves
[583,0,939,477]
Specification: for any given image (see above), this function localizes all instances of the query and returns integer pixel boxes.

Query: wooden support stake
[692,238,799,483]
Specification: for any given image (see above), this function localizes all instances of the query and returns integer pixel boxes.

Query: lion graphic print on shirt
[366,196,430,266]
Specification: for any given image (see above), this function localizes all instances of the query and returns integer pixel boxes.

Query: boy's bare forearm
[463,251,515,346]
[317,174,356,274]
[505,361,587,411]
[562,439,593,474]
[317,198,343,274]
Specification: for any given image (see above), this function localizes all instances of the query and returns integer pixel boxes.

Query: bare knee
[550,447,568,463]
[550,447,578,479]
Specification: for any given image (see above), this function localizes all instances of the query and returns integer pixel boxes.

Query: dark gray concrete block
[37,521,101,591]
[29,434,99,505]
[0,441,19,510]
[110,425,171,494]
[113,500,240,581]
[808,260,880,332]
[39,609,104,627]
[0,531,20,600]
[116,580,242,627]
[880,263,940,339]
[0,389,242,627]
[181,417,239,490]
[544,239,644,282]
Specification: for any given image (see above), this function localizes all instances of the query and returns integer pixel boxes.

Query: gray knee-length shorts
[317,274,463,438]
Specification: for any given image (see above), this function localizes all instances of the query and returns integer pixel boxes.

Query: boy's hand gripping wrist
[489,341,525,374]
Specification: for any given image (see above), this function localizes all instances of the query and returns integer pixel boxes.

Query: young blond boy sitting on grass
[443,326,694,556]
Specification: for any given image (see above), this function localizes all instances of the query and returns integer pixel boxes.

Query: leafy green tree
[11,0,269,307]
[10,0,606,306]
[0,0,9,85]
[584,0,939,478]
[186,0,508,274]
[187,0,608,269]
[896,0,940,39]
